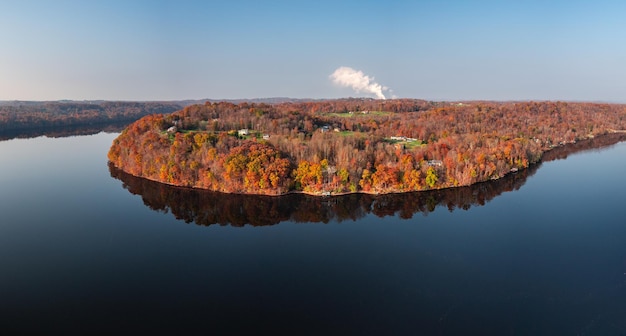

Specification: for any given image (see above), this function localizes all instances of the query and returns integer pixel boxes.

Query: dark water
[1,133,626,335]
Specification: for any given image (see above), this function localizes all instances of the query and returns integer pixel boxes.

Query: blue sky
[1,0,625,101]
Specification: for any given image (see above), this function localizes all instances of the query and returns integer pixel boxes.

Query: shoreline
[111,132,626,198]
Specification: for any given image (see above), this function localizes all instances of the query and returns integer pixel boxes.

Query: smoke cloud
[330,66,390,99]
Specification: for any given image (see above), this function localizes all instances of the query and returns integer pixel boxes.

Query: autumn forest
[108,99,626,195]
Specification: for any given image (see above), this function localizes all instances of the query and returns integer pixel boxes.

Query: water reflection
[110,133,626,227]
[109,167,534,227]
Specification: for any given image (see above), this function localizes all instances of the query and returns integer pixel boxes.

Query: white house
[427,160,443,167]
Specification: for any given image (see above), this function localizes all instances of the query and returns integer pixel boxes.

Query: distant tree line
[108,99,626,195]
[0,121,129,141]
[0,101,184,133]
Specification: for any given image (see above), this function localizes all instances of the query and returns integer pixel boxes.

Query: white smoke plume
[330,66,390,99]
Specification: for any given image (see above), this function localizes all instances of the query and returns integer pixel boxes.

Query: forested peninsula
[108,99,626,195]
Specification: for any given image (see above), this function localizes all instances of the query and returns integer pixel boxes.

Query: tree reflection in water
[109,133,626,227]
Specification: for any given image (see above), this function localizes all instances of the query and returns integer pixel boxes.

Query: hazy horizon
[2,97,626,104]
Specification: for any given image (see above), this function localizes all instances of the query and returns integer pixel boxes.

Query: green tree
[425,167,438,188]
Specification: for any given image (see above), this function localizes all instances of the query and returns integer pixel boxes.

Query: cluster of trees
[0,101,183,132]
[108,99,626,195]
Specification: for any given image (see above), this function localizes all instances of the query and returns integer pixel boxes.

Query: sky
[1,0,625,102]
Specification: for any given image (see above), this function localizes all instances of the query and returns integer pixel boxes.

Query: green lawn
[333,130,369,138]
[384,137,425,149]
[404,140,425,149]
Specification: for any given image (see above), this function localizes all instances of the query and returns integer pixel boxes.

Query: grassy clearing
[404,140,425,149]
[384,138,425,149]
[331,130,368,138]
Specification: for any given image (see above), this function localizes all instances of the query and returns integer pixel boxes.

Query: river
[0,132,625,335]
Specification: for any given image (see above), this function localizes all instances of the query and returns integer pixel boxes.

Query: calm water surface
[1,132,625,335]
